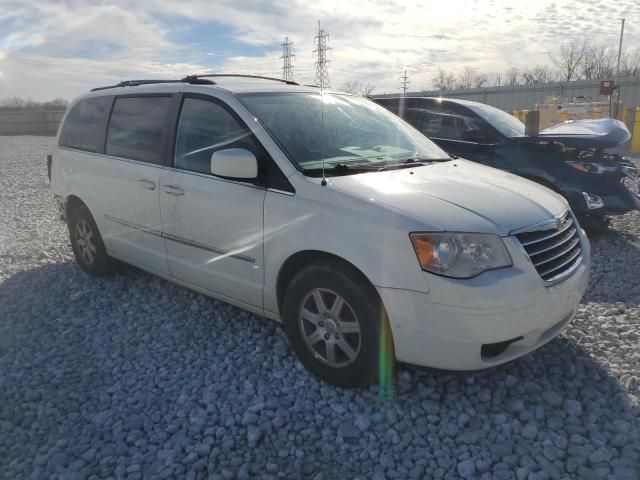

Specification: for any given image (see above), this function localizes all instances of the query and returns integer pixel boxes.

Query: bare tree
[432,67,455,90]
[456,66,477,89]
[521,65,557,84]
[550,38,590,81]
[341,80,375,96]
[360,83,375,96]
[505,67,520,86]
[473,73,488,88]
[580,44,616,80]
[620,47,640,78]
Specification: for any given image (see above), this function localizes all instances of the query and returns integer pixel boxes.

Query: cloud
[0,0,639,99]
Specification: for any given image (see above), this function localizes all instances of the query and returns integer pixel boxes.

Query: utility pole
[614,18,625,118]
[400,69,410,94]
[313,21,331,89]
[281,36,295,82]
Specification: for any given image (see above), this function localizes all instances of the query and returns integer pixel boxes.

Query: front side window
[106,96,171,164]
[59,96,111,152]
[405,107,484,141]
[467,103,525,138]
[239,93,449,173]
[174,98,254,175]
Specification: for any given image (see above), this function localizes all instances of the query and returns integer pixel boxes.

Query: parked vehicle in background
[374,96,640,233]
[50,77,590,387]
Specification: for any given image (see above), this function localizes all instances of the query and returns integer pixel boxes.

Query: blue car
[374,96,640,232]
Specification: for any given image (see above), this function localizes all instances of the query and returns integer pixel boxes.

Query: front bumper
[379,229,591,370]
[568,175,640,216]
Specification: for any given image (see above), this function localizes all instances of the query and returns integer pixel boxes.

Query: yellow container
[512,110,519,119]
[592,109,601,119]
[632,107,640,154]
[520,110,528,123]
[560,110,569,122]
[623,107,629,125]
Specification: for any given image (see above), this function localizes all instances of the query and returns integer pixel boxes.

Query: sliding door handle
[163,185,185,196]
[137,179,156,190]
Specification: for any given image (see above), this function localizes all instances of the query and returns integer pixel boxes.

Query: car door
[99,94,173,275]
[159,94,265,308]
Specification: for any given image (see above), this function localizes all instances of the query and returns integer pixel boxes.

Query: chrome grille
[515,211,583,284]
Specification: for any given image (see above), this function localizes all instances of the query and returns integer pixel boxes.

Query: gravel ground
[0,136,639,480]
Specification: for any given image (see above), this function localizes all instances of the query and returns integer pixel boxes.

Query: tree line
[430,39,640,91]
[0,97,69,111]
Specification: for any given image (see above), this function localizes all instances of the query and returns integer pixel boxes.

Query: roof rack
[183,74,299,86]
[90,78,215,92]
[90,73,299,92]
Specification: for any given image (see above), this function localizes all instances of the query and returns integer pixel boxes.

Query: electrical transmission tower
[400,69,410,94]
[313,21,331,89]
[281,36,295,82]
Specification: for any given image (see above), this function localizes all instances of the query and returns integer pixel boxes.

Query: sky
[0,0,639,100]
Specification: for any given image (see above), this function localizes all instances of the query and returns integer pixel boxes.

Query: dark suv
[374,96,640,232]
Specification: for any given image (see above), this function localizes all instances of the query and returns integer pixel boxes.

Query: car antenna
[321,89,327,186]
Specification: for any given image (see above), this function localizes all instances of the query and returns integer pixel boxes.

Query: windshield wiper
[301,163,382,177]
[376,157,452,171]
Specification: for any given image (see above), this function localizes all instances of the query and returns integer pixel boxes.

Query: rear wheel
[68,206,118,276]
[282,261,394,388]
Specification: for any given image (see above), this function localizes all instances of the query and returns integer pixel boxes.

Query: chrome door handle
[163,185,185,196]
[137,179,156,190]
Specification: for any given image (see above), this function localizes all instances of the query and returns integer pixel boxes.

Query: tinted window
[106,96,171,164]
[467,103,525,137]
[59,96,111,152]
[175,98,255,174]
[405,107,484,141]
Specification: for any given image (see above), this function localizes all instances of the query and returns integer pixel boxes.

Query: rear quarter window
[59,96,112,152]
[106,96,171,164]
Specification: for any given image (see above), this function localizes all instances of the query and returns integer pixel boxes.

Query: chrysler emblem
[555,216,563,229]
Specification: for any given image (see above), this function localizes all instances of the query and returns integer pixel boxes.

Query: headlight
[410,233,512,278]
[566,162,616,174]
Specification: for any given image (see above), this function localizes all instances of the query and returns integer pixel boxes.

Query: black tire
[68,206,118,276]
[578,215,610,236]
[282,261,395,388]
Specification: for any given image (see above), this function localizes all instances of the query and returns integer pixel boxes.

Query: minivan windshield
[239,92,450,173]
[466,103,525,138]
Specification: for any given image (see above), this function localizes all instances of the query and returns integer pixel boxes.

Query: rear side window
[59,96,111,152]
[106,96,171,164]
[174,97,255,175]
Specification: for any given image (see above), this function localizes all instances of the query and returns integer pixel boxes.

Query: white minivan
[50,75,590,387]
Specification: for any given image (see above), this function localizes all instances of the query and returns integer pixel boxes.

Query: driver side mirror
[462,128,487,143]
[210,148,258,180]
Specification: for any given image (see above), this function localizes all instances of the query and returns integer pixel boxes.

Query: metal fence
[374,77,640,113]
[0,109,66,136]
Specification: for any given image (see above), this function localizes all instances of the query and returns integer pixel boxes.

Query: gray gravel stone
[0,138,639,480]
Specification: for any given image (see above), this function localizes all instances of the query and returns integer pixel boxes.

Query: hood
[327,160,567,236]
[531,118,631,149]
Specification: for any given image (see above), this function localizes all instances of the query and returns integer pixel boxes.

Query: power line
[400,69,410,94]
[313,20,331,89]
[280,36,295,82]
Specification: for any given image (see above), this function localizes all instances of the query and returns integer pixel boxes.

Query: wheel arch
[64,194,89,220]
[276,250,374,315]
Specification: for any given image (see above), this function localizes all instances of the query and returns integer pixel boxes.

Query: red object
[599,80,615,96]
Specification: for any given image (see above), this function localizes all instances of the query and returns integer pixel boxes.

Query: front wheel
[282,262,394,388]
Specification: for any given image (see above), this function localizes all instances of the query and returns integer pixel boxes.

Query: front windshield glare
[239,92,449,171]
[469,103,525,138]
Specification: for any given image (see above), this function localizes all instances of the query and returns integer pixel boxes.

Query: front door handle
[163,185,185,196]
[137,179,156,190]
